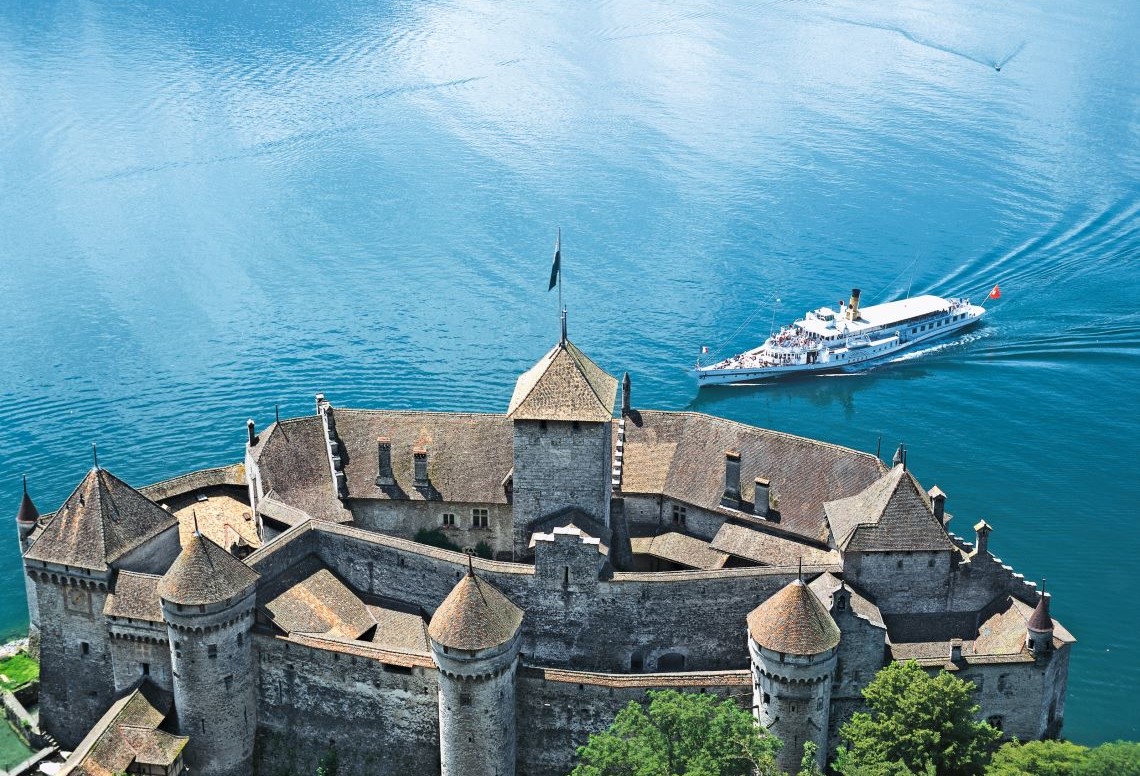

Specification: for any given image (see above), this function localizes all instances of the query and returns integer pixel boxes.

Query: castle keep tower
[748,577,840,773]
[429,563,524,776]
[158,531,259,776]
[507,338,617,557]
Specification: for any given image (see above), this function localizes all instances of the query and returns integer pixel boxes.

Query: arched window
[657,652,686,672]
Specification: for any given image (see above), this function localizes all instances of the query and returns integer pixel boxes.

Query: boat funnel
[846,288,862,320]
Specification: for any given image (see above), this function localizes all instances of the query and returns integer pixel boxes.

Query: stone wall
[108,629,173,694]
[348,500,513,558]
[825,597,888,753]
[960,651,1068,743]
[114,524,182,575]
[512,420,610,552]
[253,635,439,776]
[846,550,953,613]
[623,495,728,543]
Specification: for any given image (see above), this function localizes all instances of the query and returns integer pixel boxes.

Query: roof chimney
[753,477,770,517]
[246,419,258,448]
[315,393,327,415]
[376,438,395,487]
[720,450,741,509]
[621,372,631,417]
[929,486,946,524]
[413,447,430,488]
[973,520,992,555]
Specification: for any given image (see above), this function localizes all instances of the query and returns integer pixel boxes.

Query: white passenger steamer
[695,289,985,386]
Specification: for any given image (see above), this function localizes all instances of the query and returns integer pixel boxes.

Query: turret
[429,561,524,776]
[158,531,259,776]
[747,577,840,773]
[16,475,38,551]
[1026,588,1054,657]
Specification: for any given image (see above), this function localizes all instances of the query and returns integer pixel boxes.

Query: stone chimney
[753,478,771,517]
[950,638,963,663]
[413,447,429,488]
[973,520,992,555]
[929,486,946,524]
[376,437,395,487]
[246,419,258,447]
[621,372,631,416]
[315,392,327,415]
[720,450,741,509]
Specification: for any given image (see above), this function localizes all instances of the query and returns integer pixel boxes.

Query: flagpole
[557,227,562,322]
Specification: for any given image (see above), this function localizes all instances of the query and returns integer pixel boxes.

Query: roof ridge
[563,340,613,415]
[508,344,560,416]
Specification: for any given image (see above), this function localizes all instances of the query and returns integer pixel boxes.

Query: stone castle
[16,332,1072,775]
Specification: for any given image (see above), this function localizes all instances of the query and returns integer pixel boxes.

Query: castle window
[472,509,489,528]
[198,605,206,613]
[224,675,234,691]
[763,692,771,705]
[539,420,548,432]
[672,504,687,526]
[237,633,243,647]
[896,559,904,570]
[80,641,90,656]
[987,714,1004,731]
[837,597,847,611]
[572,421,580,432]
[630,652,644,672]
[142,662,150,676]
[928,556,936,567]
[208,644,218,659]
[442,512,456,528]
[460,692,472,706]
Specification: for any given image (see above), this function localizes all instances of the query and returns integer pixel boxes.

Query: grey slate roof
[16,478,38,524]
[1026,593,1053,632]
[104,571,164,623]
[622,411,884,541]
[824,464,956,552]
[507,340,617,423]
[157,531,259,607]
[255,418,353,522]
[630,532,728,570]
[261,555,377,639]
[747,578,841,655]
[807,572,885,629]
[428,571,524,651]
[25,468,178,571]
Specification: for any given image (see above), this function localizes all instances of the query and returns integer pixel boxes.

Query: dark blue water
[1,0,1137,744]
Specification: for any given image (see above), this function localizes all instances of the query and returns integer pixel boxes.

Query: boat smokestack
[846,288,862,320]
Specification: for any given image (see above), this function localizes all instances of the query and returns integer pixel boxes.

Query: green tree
[1074,742,1140,776]
[413,528,461,552]
[987,740,1088,776]
[570,689,781,776]
[315,745,339,776]
[797,741,824,776]
[835,661,1001,776]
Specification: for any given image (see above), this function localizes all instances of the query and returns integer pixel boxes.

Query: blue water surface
[1,0,1137,744]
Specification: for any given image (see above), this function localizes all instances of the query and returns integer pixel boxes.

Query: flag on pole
[701,346,709,354]
[548,230,561,291]
[989,284,1001,299]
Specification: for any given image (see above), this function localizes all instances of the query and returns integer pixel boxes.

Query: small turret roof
[1027,592,1053,633]
[16,478,38,524]
[428,570,523,651]
[507,340,617,423]
[157,531,259,607]
[747,578,841,655]
[25,468,177,571]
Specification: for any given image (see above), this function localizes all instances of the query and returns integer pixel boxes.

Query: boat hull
[695,307,983,386]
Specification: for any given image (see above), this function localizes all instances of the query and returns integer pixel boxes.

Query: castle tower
[157,531,259,776]
[747,577,840,773]
[1026,589,1054,657]
[506,338,617,557]
[15,477,40,654]
[428,562,524,776]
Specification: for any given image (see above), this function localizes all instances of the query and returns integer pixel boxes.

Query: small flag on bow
[701,346,709,354]
[548,229,561,292]
[989,284,1001,299]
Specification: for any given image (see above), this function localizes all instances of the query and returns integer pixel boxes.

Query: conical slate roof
[823,464,956,552]
[16,478,38,524]
[1027,593,1053,633]
[157,531,259,607]
[428,570,523,651]
[507,340,617,423]
[25,468,178,571]
[748,578,841,655]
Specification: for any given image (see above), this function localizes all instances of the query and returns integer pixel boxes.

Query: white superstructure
[695,288,985,386]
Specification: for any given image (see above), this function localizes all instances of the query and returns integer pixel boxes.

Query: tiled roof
[261,555,376,639]
[621,411,884,541]
[59,681,186,776]
[104,572,164,623]
[507,340,618,423]
[333,409,514,503]
[824,465,956,552]
[428,571,524,651]
[807,572,885,629]
[25,468,178,571]
[747,578,841,655]
[524,665,752,689]
[367,605,430,653]
[710,522,839,567]
[1027,593,1052,632]
[157,531,259,607]
[630,531,728,570]
[256,418,353,522]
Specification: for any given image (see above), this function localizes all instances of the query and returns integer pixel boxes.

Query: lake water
[1,0,1137,745]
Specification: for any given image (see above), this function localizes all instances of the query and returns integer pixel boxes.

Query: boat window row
[909,313,968,335]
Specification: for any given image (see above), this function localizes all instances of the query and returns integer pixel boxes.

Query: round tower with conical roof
[15,476,40,655]
[1026,588,1054,658]
[747,577,840,773]
[429,562,524,776]
[157,530,259,776]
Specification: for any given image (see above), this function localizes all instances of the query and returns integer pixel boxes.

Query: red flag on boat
[989,284,1001,299]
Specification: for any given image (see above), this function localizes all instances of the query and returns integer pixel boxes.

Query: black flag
[548,229,561,291]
